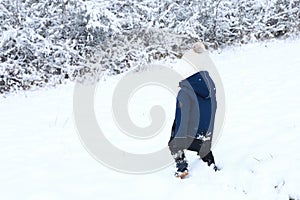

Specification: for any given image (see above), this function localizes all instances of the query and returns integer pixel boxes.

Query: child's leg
[200,151,219,171]
[172,150,188,172]
[201,151,215,166]
[171,149,188,177]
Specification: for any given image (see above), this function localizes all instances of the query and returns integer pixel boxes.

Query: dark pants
[168,121,216,171]
[171,149,216,172]
[168,120,212,157]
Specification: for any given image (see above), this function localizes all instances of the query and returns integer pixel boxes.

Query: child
[168,42,218,178]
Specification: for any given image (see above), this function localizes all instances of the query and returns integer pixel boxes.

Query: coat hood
[179,72,210,99]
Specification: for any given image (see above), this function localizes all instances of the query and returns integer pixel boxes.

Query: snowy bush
[0,0,299,93]
[0,0,89,93]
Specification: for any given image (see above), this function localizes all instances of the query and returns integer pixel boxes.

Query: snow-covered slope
[1,38,300,200]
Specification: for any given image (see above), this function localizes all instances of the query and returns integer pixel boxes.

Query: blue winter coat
[169,71,217,153]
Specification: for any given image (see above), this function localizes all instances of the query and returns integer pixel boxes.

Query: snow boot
[172,150,189,179]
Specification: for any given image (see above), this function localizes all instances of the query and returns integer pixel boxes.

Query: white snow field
[1,38,300,200]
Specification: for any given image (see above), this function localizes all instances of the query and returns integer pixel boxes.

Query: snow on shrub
[0,0,299,94]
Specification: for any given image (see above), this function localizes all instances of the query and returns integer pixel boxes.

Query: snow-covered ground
[1,38,300,200]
